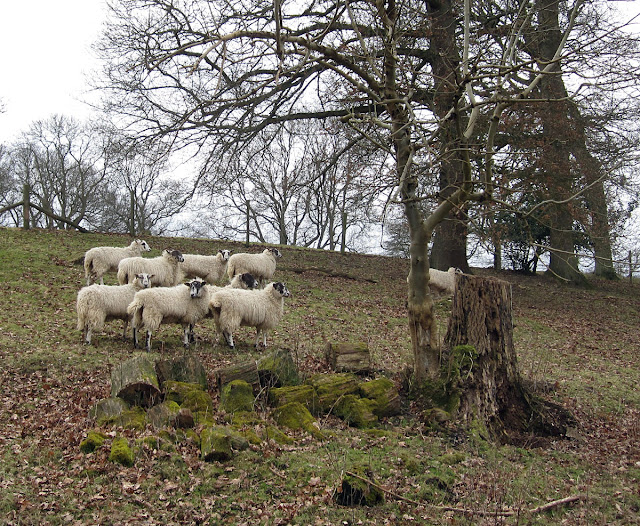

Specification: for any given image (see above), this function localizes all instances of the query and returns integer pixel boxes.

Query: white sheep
[117,249,184,287]
[181,249,231,283]
[84,239,151,285]
[76,272,153,345]
[127,273,259,352]
[428,267,462,296]
[209,281,291,349]
[226,247,282,285]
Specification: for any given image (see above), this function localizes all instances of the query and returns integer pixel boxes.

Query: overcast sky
[1,0,639,145]
[0,0,107,143]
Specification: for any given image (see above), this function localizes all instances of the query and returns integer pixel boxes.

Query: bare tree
[96,0,633,433]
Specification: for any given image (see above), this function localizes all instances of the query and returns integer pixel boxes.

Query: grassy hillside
[0,227,638,524]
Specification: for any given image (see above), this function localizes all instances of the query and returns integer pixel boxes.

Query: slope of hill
[0,227,638,524]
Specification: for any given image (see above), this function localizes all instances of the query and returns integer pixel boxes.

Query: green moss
[181,389,214,415]
[114,406,147,430]
[200,427,233,462]
[335,395,378,428]
[79,431,107,454]
[269,384,317,408]
[335,464,385,506]
[257,349,300,386]
[146,401,180,429]
[358,377,401,417]
[440,452,466,465]
[164,381,205,405]
[90,397,130,425]
[109,437,135,467]
[272,402,324,439]
[418,345,479,415]
[306,373,360,414]
[260,425,294,445]
[220,380,255,413]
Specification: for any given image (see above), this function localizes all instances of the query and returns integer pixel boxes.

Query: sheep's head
[273,282,291,297]
[137,239,151,252]
[239,273,258,289]
[186,278,207,298]
[218,249,231,261]
[268,248,283,258]
[164,249,185,262]
[135,273,153,289]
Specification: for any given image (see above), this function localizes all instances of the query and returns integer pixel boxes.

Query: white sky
[0,0,107,143]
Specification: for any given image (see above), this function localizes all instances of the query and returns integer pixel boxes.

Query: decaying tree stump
[110,354,162,408]
[325,342,371,373]
[214,360,260,392]
[442,273,574,441]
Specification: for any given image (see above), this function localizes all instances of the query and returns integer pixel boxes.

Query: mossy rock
[89,397,130,425]
[164,381,205,405]
[260,425,294,445]
[146,401,180,429]
[224,411,264,427]
[269,384,317,409]
[181,389,214,416]
[335,465,385,506]
[306,373,360,414]
[114,406,147,431]
[220,380,255,413]
[193,411,216,428]
[200,427,233,462]
[358,377,401,417]
[80,431,107,454]
[176,428,201,447]
[272,402,324,440]
[257,349,300,387]
[109,437,135,467]
[137,435,174,452]
[335,395,378,429]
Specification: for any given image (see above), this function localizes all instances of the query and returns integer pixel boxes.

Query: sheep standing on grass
[181,249,231,283]
[117,249,184,287]
[84,239,151,285]
[227,248,282,286]
[127,273,259,352]
[209,282,291,349]
[76,273,153,345]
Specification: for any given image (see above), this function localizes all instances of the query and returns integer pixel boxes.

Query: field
[0,227,638,525]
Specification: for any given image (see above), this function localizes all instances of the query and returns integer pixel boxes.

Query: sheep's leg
[223,330,234,349]
[99,277,104,285]
[132,327,139,349]
[255,329,267,349]
[121,320,129,340]
[189,324,196,345]
[182,326,190,348]
[84,326,92,345]
[145,330,152,352]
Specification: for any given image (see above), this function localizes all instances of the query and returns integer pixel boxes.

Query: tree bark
[443,273,574,440]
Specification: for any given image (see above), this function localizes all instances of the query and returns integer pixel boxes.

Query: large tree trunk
[427,0,470,273]
[442,273,574,441]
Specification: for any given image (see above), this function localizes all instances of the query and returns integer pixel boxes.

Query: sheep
[181,249,231,283]
[76,272,153,345]
[226,247,282,286]
[117,249,184,287]
[428,267,462,296]
[127,272,259,352]
[209,281,291,349]
[84,239,151,285]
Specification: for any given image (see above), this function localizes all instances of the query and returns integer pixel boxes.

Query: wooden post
[245,200,251,247]
[340,211,347,253]
[129,190,136,237]
[22,184,30,229]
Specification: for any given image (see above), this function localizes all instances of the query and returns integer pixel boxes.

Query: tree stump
[443,273,574,441]
[214,360,260,392]
[325,342,371,373]
[110,354,161,408]
[155,355,208,390]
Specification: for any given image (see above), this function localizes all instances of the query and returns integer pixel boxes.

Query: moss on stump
[89,397,130,425]
[200,427,233,462]
[306,373,360,414]
[109,437,135,467]
[80,431,107,454]
[358,377,401,417]
[272,402,324,439]
[146,401,181,429]
[269,384,317,408]
[335,465,385,506]
[257,349,300,387]
[335,395,378,428]
[220,380,255,413]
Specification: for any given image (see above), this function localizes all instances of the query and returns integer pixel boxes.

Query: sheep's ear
[149,274,155,279]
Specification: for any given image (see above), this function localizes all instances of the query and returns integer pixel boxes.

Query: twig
[344,471,586,516]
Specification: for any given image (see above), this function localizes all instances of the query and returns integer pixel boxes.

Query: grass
[0,226,639,524]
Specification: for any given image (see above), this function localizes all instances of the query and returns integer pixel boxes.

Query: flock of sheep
[76,239,291,352]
